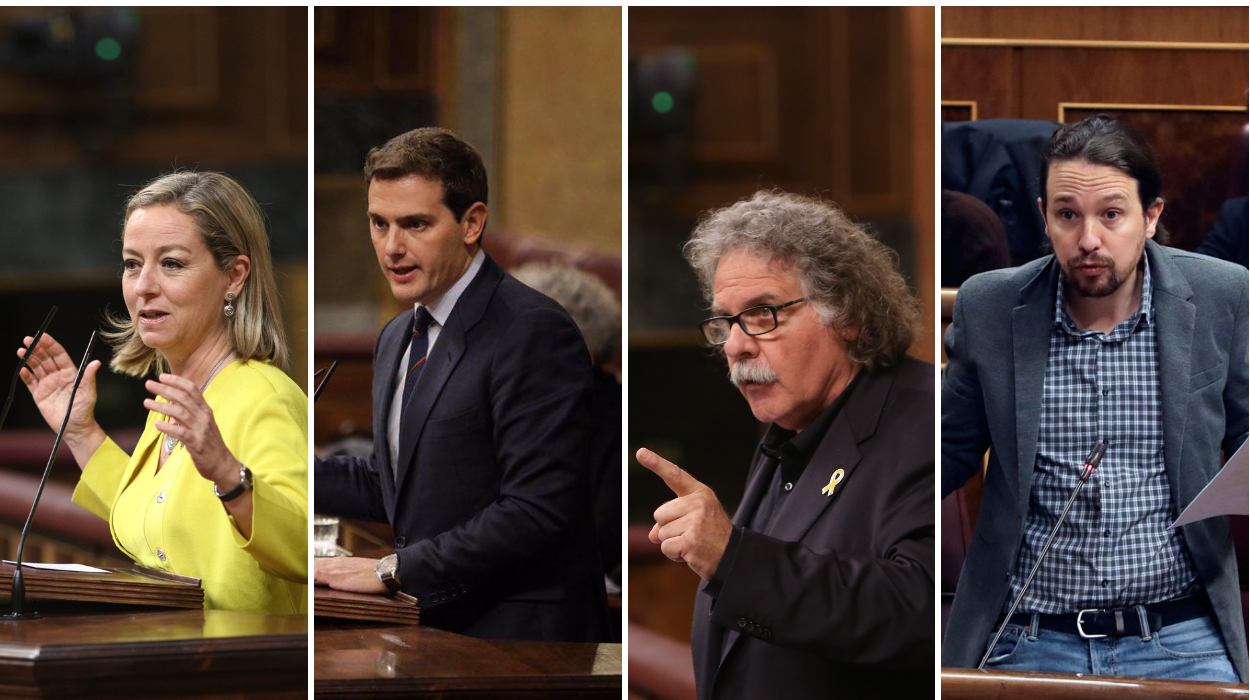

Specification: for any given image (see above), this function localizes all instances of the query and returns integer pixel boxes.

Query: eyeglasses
[699,297,808,346]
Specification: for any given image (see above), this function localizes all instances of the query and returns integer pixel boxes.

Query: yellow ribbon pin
[821,469,845,497]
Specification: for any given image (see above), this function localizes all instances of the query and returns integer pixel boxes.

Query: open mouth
[389,264,419,281]
[137,310,169,324]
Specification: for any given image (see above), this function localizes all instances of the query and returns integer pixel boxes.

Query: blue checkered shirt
[1009,259,1199,614]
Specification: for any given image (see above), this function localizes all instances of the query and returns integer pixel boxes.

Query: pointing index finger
[637,447,702,497]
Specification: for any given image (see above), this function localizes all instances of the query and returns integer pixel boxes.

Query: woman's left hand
[145,373,241,488]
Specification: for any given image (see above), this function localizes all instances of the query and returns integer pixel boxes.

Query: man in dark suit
[639,191,934,700]
[943,116,1247,681]
[314,127,605,642]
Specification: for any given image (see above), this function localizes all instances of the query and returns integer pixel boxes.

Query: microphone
[978,441,1107,669]
[0,306,58,434]
[1,330,95,621]
[313,360,338,403]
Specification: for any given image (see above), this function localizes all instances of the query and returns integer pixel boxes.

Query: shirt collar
[760,368,863,475]
[1053,254,1153,336]
[416,249,485,327]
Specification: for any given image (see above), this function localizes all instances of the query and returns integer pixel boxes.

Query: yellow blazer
[72,359,308,614]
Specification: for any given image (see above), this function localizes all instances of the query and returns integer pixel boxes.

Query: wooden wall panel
[1018,49,1245,119]
[0,7,306,167]
[314,7,442,94]
[940,47,1018,118]
[942,7,1248,44]
[941,103,976,123]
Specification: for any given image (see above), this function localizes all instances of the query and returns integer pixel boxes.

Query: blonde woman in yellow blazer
[17,172,307,614]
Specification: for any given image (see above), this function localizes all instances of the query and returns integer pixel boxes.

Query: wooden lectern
[0,601,306,698]
[315,621,620,698]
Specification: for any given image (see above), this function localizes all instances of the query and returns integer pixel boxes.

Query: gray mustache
[730,359,779,388]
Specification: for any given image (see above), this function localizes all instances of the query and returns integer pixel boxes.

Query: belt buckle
[1077,609,1107,639]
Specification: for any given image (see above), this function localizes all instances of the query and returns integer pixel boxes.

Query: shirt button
[156,491,166,504]
[783,482,793,492]
[157,549,166,562]
[1102,389,1109,396]
[1103,530,1111,537]
[1100,579,1109,587]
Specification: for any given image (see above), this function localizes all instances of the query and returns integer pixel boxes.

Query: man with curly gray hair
[638,190,935,699]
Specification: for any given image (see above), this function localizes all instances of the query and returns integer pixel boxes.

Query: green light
[652,91,674,114]
[95,37,121,61]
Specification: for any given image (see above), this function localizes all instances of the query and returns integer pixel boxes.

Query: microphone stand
[978,441,1107,669]
[0,306,58,434]
[313,360,337,404]
[1,330,96,621]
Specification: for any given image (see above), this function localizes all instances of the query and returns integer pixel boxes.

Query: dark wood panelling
[942,104,974,122]
[942,7,1248,44]
[940,47,1018,117]
[0,7,306,167]
[314,7,442,94]
[1018,49,1245,119]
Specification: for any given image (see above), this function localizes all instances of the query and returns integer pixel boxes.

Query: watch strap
[214,465,253,502]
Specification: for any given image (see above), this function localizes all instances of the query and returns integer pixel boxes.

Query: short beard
[730,358,779,388]
[1063,252,1126,298]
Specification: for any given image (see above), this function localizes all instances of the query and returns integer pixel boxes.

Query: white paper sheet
[2,561,110,573]
[1171,439,1248,528]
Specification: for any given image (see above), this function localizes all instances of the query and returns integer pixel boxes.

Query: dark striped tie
[401,306,435,414]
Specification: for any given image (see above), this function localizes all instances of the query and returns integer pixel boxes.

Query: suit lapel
[395,326,465,491]
[1145,243,1196,503]
[372,313,408,521]
[394,257,504,494]
[1011,261,1059,518]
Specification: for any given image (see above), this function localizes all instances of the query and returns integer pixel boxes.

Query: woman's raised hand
[17,333,105,465]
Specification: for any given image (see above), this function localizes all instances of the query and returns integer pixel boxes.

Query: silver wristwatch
[214,465,253,502]
[376,553,401,592]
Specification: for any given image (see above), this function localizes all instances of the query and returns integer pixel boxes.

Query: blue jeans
[983,609,1239,682]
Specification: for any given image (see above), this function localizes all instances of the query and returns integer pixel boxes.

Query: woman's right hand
[17,333,106,465]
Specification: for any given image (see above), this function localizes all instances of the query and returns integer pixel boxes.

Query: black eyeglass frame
[699,297,809,346]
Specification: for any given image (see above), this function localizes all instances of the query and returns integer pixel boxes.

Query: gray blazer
[941,240,1249,680]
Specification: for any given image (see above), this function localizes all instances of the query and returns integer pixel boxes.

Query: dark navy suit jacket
[316,254,606,641]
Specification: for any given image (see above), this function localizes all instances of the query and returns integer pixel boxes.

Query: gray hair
[684,190,919,371]
[513,263,621,365]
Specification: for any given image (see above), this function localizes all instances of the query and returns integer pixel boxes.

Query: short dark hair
[1040,115,1164,214]
[363,127,488,221]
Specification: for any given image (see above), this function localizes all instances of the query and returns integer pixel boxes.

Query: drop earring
[224,292,235,318]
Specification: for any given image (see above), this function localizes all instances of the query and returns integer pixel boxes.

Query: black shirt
[704,369,864,602]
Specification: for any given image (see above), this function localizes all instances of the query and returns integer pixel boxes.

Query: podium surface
[0,602,306,698]
[942,667,1249,699]
[316,623,621,698]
